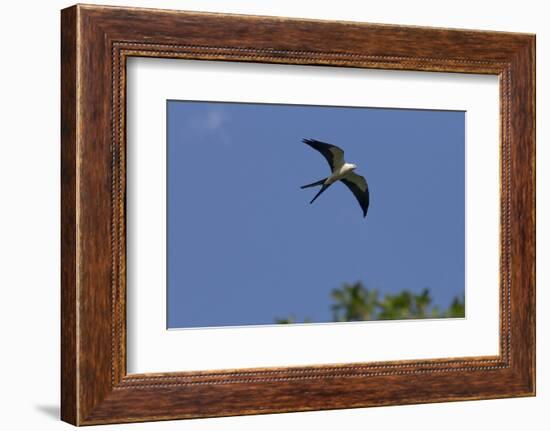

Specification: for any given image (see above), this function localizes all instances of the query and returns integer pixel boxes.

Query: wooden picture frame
[61,4,535,425]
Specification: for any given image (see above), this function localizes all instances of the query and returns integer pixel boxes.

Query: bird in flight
[300,138,370,218]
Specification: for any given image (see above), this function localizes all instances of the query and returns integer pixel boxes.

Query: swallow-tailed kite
[301,138,370,218]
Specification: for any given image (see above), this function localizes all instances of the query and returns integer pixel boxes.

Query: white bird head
[349,163,358,170]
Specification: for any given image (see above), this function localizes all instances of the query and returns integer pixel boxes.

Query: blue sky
[167,101,465,328]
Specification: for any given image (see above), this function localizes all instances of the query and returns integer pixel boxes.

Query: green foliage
[444,296,466,318]
[274,314,312,324]
[275,281,465,324]
[331,282,379,321]
[332,282,465,321]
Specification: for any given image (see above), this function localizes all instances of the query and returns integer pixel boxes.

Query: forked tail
[310,184,331,204]
[300,178,327,189]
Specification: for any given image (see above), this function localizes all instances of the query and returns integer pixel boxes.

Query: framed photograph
[61,4,535,425]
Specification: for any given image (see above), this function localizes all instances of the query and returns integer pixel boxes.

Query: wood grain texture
[60,4,535,425]
[60,5,78,425]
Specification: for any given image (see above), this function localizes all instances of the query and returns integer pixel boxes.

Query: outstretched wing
[340,172,370,218]
[302,138,345,172]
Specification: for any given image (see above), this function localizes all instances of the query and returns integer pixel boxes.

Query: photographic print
[61,6,535,423]
[167,100,465,329]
